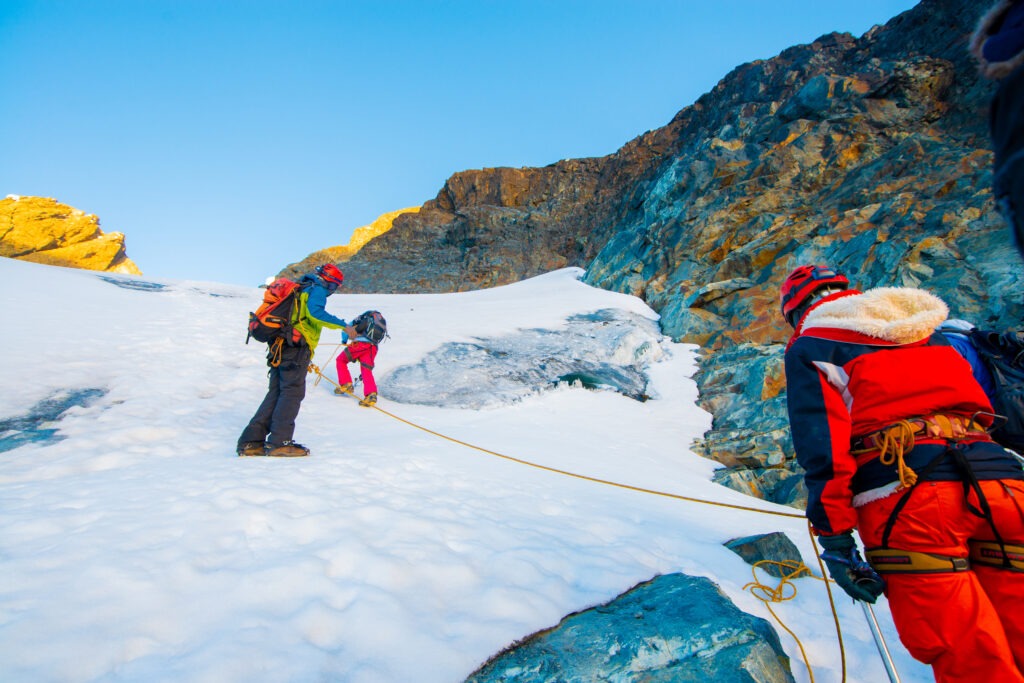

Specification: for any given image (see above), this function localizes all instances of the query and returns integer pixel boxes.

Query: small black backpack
[352,310,388,345]
[970,329,1024,452]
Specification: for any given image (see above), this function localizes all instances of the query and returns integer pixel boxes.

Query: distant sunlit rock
[0,195,141,275]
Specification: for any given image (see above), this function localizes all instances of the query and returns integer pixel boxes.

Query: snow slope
[0,258,930,682]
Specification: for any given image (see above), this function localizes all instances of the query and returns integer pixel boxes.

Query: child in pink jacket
[335,310,387,407]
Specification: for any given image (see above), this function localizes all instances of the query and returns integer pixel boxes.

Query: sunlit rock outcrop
[278,206,419,282]
[0,196,141,275]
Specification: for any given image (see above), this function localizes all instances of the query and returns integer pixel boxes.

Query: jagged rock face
[582,0,1024,504]
[337,161,603,292]
[305,0,1024,505]
[465,573,794,683]
[0,196,141,275]
[336,125,684,292]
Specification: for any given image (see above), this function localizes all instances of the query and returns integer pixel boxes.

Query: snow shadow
[0,388,108,453]
[96,275,244,299]
[383,309,665,408]
[96,275,168,292]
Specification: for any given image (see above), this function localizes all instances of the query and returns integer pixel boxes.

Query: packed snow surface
[0,259,930,682]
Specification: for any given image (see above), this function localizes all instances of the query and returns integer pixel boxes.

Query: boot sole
[238,449,310,457]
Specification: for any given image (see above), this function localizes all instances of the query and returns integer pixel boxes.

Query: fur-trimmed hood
[801,286,949,344]
[972,0,1024,79]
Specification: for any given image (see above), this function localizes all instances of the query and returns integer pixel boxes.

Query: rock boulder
[0,196,141,275]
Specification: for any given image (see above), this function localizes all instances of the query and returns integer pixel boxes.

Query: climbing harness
[969,540,1024,571]
[851,414,991,489]
[851,414,1018,578]
[878,444,1016,573]
[865,541,1024,574]
[865,548,970,574]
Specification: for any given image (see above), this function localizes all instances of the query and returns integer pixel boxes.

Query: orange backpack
[246,278,302,346]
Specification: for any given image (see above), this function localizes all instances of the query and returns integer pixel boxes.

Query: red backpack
[246,278,302,345]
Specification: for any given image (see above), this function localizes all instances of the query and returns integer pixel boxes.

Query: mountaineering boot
[237,441,266,457]
[265,440,310,457]
[359,393,377,407]
[334,383,354,396]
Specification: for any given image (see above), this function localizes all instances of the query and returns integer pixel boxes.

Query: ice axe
[861,601,901,683]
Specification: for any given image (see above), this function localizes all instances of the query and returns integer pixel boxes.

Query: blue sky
[2,1,919,287]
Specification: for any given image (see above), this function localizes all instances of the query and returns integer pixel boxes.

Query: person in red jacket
[782,264,1024,682]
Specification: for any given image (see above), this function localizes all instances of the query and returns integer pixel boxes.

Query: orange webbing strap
[969,541,1024,571]
[268,337,284,368]
[865,548,970,574]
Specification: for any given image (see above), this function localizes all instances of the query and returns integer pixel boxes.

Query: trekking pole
[861,602,901,683]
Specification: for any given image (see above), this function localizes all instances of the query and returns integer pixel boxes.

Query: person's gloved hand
[818,532,886,603]
[341,329,349,344]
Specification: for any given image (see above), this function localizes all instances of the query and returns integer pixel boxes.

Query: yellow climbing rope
[744,557,818,682]
[308,363,852,681]
[742,526,850,683]
[875,420,920,489]
[311,363,805,519]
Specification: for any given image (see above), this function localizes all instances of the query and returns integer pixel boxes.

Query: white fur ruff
[852,481,904,508]
[801,287,948,344]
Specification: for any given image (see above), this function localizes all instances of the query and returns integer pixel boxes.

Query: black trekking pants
[238,342,312,448]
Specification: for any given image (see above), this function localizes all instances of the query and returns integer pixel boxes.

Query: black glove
[818,532,886,604]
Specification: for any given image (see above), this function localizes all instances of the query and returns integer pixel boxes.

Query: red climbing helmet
[780,265,849,327]
[316,263,345,287]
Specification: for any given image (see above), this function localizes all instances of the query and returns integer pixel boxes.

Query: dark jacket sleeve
[784,337,859,535]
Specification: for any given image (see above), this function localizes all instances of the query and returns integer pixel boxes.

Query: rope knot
[876,420,919,489]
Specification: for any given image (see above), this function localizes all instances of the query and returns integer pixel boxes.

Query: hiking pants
[857,479,1024,682]
[336,341,377,395]
[238,342,311,448]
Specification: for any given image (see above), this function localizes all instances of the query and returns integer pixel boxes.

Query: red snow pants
[336,341,378,396]
[857,479,1024,682]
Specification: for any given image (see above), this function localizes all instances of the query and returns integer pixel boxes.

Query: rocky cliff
[296,0,1024,506]
[0,196,141,275]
